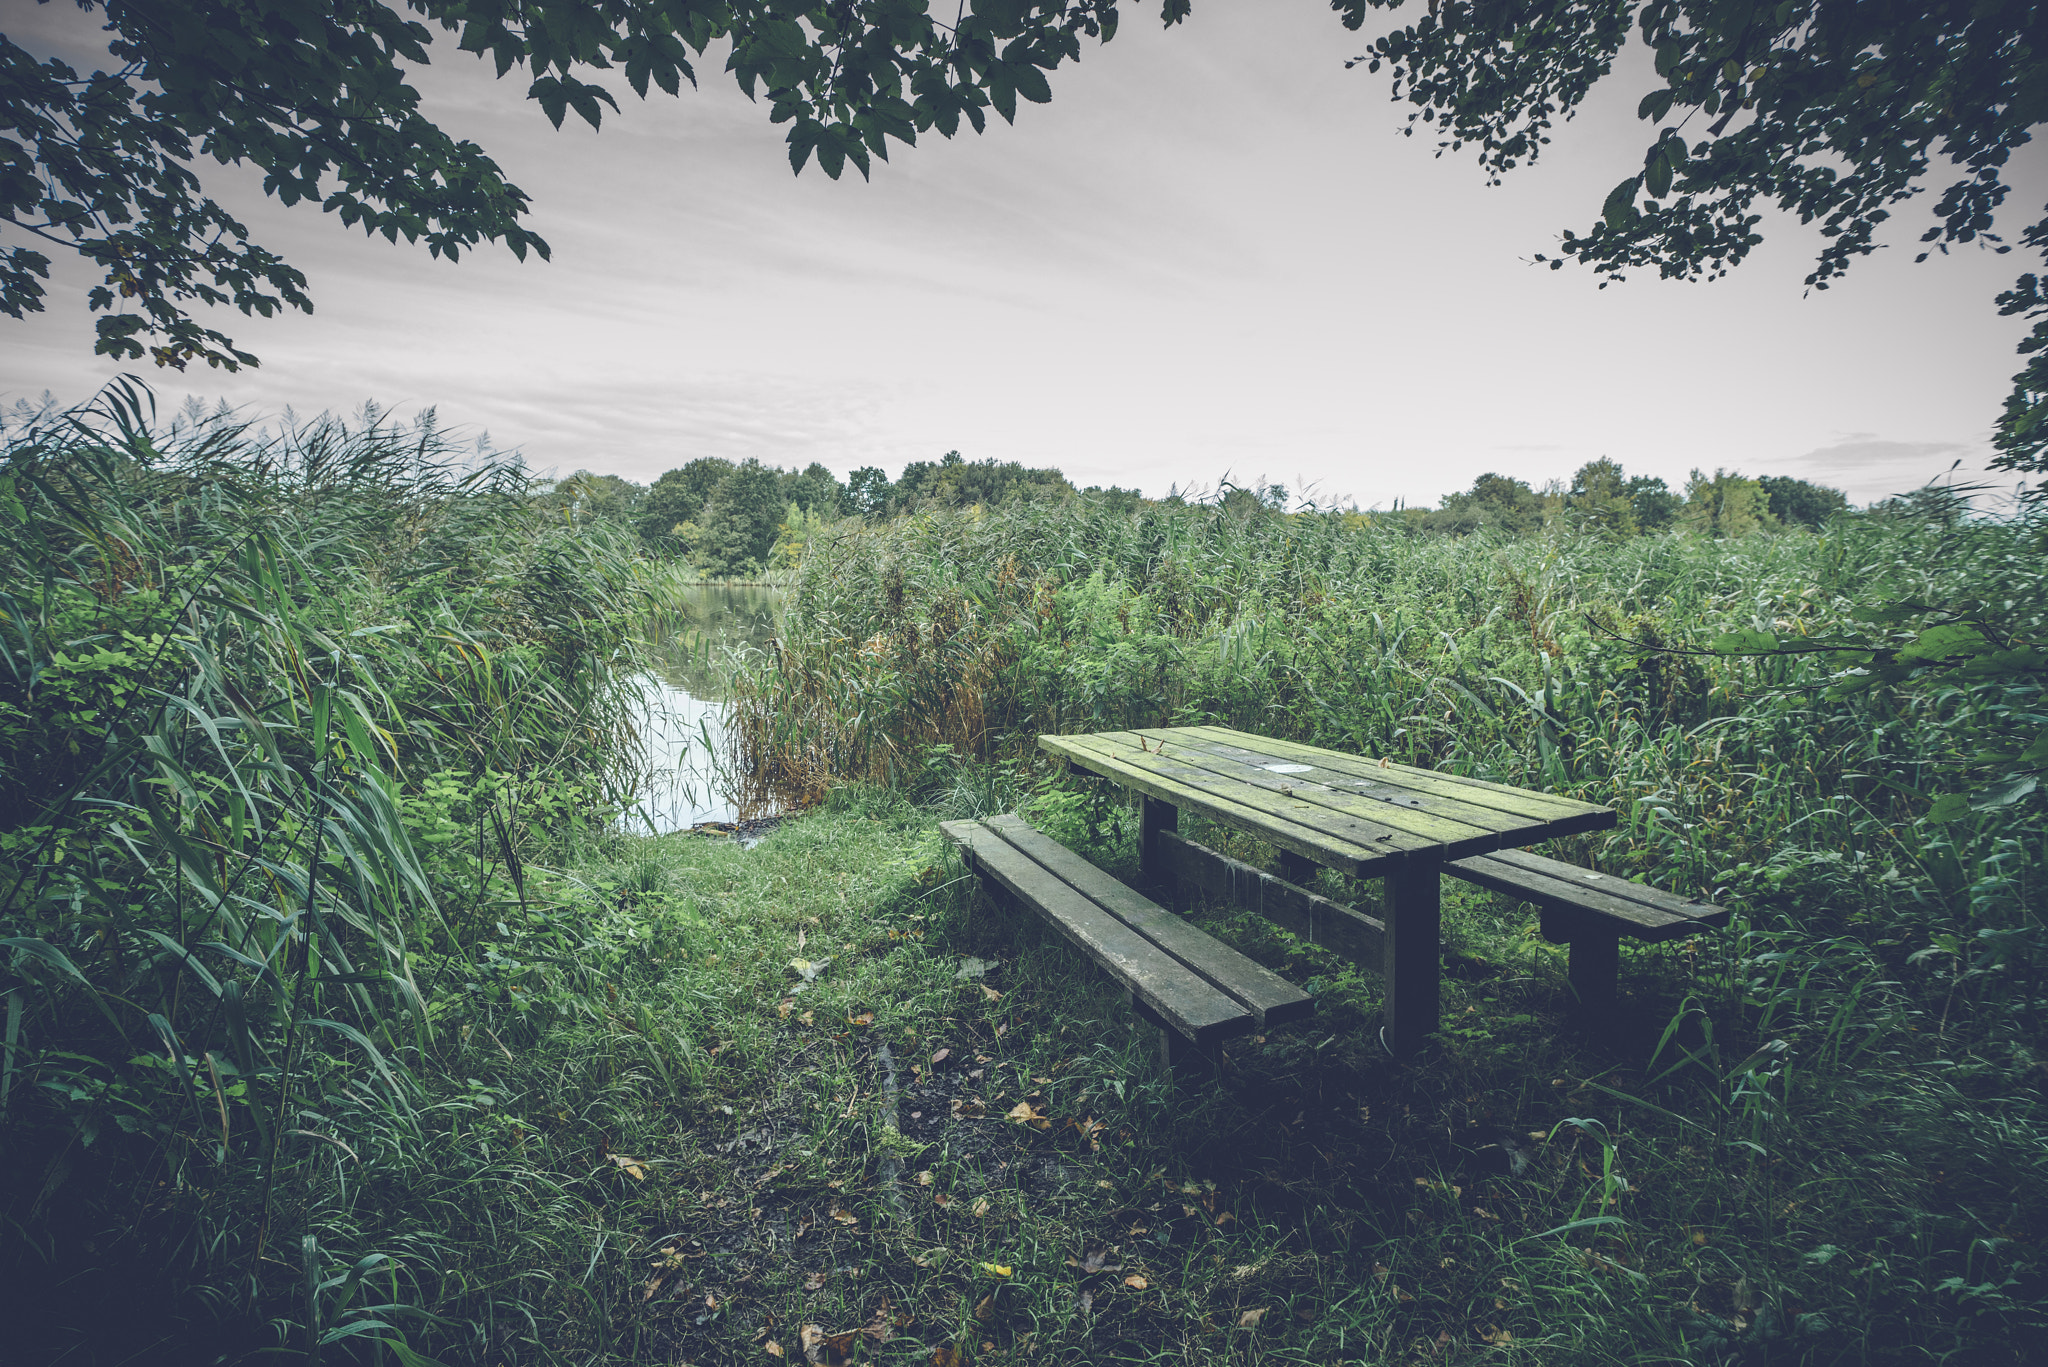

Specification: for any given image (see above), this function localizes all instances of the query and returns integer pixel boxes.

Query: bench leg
[1132,994,1220,1086]
[1568,931,1620,1016]
[1140,797,1180,907]
[1381,860,1442,1057]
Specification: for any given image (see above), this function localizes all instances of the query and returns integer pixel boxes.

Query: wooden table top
[1039,725,1615,878]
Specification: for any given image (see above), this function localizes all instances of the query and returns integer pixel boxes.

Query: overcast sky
[5,4,2042,509]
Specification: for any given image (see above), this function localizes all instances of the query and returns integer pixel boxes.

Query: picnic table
[1037,725,1620,1056]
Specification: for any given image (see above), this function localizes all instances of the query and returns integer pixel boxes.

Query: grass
[287,771,2034,1365]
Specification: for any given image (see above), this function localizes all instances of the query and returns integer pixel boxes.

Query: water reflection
[625,584,782,834]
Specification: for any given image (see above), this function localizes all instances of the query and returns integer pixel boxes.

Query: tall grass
[0,385,651,1361]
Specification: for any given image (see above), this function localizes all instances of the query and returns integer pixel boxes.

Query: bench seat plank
[939,819,1253,1045]
[982,814,1315,1029]
[1446,849,1727,944]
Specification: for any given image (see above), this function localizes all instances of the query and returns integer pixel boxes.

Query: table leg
[1140,796,1179,906]
[1276,850,1317,887]
[1381,860,1442,1057]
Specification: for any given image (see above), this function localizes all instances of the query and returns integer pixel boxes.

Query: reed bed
[0,385,653,1362]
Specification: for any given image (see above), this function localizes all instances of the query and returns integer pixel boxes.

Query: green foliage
[637,457,735,551]
[1683,467,1776,537]
[0,382,649,1360]
[895,449,1075,510]
[1565,457,1637,539]
[1759,473,1851,529]
[692,458,785,577]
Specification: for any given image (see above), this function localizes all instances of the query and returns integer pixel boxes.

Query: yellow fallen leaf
[981,985,1002,1001]
[777,999,795,1018]
[607,1152,648,1180]
[1237,1307,1267,1328]
[915,1170,934,1186]
[971,1196,991,1217]
[798,1011,814,1026]
[978,1262,1012,1278]
[848,1011,874,1026]
[1124,1274,1148,1289]
[765,1341,784,1358]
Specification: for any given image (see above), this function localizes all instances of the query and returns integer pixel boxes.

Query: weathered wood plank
[1039,733,1408,877]
[1481,848,1726,922]
[1053,733,1436,863]
[985,815,1316,1030]
[1096,728,1513,855]
[1128,727,1537,838]
[940,820,1252,1045]
[1444,849,1726,943]
[1173,725,1615,834]
[1158,830,1386,971]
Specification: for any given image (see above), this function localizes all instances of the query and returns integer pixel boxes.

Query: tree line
[540,450,1131,576]
[545,448,1855,575]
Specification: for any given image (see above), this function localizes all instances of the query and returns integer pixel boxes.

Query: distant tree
[693,459,783,577]
[1683,469,1775,537]
[540,469,644,527]
[1626,475,1681,531]
[895,450,1073,508]
[638,457,734,550]
[780,461,846,516]
[1428,472,1544,535]
[1565,458,1638,538]
[1758,475,1851,529]
[845,466,894,516]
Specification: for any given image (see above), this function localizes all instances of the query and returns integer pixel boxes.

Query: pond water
[623,583,781,834]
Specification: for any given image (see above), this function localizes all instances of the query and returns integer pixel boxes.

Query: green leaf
[1645,147,1673,199]
[1601,176,1641,229]
[1637,89,1677,122]
[1969,775,2038,811]
[1708,629,1778,654]
[1926,793,1971,823]
[2021,727,2048,765]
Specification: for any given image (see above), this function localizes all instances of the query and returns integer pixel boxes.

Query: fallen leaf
[789,957,832,982]
[971,1196,991,1217]
[1125,1275,1148,1290]
[777,999,795,1018]
[1079,1289,1094,1313]
[607,1152,649,1181]
[1238,1307,1267,1328]
[982,985,1003,1001]
[1096,1179,1115,1190]
[934,1193,954,1209]
[950,1098,987,1119]
[830,1207,859,1227]
[803,1271,828,1292]
[912,1248,944,1268]
[798,1011,815,1026]
[915,1170,934,1186]
[978,1262,1013,1277]
[931,1345,963,1367]
[848,1011,874,1026]
[931,1048,951,1066]
[972,1293,997,1322]
[765,1341,784,1358]
[1482,1325,1514,1345]
[1005,1100,1051,1130]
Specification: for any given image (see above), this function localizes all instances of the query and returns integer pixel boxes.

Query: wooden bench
[1443,848,1728,1011]
[940,813,1314,1081]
